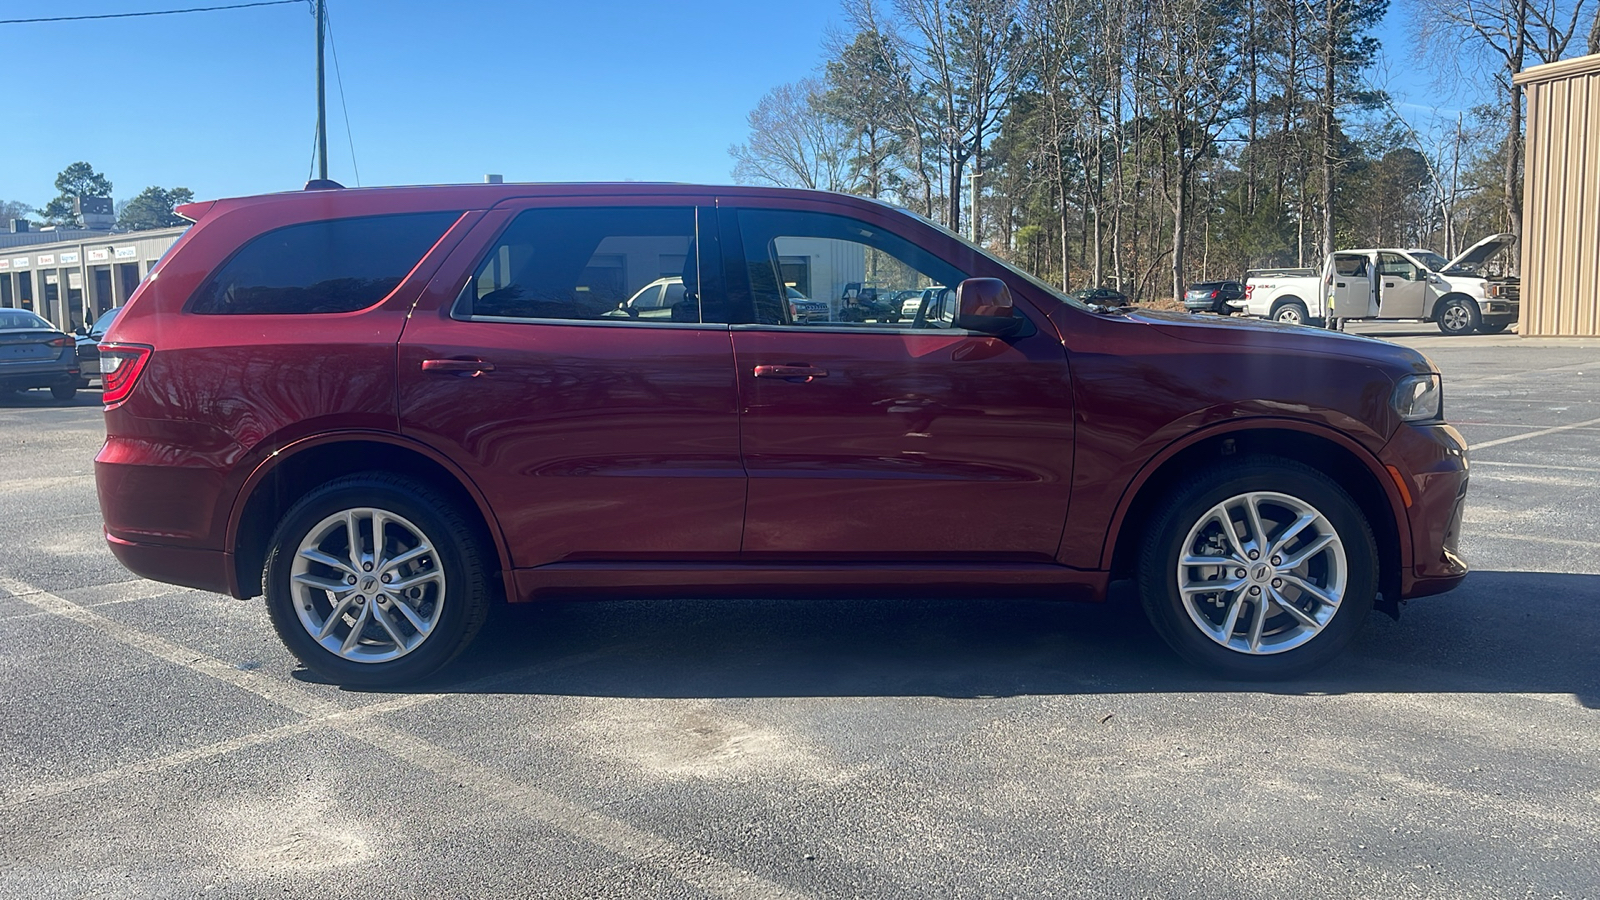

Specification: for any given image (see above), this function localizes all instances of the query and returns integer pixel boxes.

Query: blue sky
[1,0,1462,209]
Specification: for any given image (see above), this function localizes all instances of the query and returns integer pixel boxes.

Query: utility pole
[969,164,981,244]
[315,0,328,182]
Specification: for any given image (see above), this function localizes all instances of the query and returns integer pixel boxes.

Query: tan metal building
[1516,53,1600,336]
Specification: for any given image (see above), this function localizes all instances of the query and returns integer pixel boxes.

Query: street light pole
[315,0,328,182]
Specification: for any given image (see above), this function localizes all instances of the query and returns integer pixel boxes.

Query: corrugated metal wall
[1518,55,1600,336]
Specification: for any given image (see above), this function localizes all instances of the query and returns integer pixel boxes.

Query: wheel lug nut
[1272,578,1283,588]
[362,562,373,571]
[381,573,391,583]
[356,597,365,605]
[1235,568,1247,578]
[1271,556,1282,565]
[1250,586,1261,595]
[1248,550,1259,560]
[345,575,357,584]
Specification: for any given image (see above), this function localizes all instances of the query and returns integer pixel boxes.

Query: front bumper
[1478,299,1519,324]
[1383,422,1470,598]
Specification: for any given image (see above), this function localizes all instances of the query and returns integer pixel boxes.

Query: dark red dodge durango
[95,182,1468,685]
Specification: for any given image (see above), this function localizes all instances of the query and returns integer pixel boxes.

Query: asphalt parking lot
[3,323,1597,899]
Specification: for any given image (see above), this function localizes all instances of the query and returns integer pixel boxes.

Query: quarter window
[454,207,716,324]
[190,212,459,314]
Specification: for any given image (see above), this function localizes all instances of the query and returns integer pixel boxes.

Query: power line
[0,1,304,25]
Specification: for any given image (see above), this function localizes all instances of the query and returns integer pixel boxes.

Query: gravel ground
[2,322,1596,899]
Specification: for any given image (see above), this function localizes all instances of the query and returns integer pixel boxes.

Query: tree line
[3,162,193,233]
[730,0,1599,301]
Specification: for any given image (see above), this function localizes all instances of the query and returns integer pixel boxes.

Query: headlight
[1393,373,1442,422]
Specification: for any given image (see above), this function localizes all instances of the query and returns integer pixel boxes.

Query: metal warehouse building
[1517,52,1600,337]
[0,226,185,333]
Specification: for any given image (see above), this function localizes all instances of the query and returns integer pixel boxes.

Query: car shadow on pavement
[321,569,1600,709]
[0,388,103,408]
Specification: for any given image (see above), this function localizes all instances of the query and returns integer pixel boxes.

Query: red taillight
[47,336,72,348]
[99,344,153,406]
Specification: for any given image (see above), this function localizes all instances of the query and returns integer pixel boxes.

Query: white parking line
[1473,461,1600,473]
[0,576,815,900]
[1468,415,1600,451]
[1462,530,1600,550]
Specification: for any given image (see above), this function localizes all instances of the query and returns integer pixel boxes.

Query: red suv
[95,183,1468,685]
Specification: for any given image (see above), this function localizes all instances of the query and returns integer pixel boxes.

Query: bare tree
[885,0,1027,236]
[729,80,857,191]
[1416,0,1595,253]
[1138,0,1245,300]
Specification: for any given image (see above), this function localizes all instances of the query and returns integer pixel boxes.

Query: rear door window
[452,207,720,324]
[189,212,460,314]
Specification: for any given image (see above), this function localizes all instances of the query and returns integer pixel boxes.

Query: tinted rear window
[0,310,52,330]
[190,212,459,315]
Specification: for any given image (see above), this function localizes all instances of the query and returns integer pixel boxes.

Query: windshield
[886,203,1094,312]
[1411,251,1449,272]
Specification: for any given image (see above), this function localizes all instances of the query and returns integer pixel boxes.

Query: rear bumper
[0,366,79,391]
[105,531,236,596]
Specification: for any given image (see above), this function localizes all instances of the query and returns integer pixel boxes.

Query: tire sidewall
[1273,301,1308,325]
[264,477,486,686]
[1437,297,1480,335]
[1139,460,1377,679]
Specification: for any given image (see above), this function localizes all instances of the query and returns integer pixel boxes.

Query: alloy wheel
[1174,491,1347,655]
[289,507,446,664]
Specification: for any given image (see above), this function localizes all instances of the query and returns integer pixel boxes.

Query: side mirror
[74,325,88,335]
[954,277,1020,335]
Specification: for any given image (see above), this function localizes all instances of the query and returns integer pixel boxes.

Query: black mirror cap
[954,277,1021,335]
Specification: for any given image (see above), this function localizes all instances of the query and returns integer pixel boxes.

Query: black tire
[1436,296,1480,335]
[1137,457,1377,679]
[1477,321,1510,334]
[263,473,492,687]
[50,385,76,401]
[1271,300,1310,326]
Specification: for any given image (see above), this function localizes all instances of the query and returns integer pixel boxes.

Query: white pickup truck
[1237,234,1520,335]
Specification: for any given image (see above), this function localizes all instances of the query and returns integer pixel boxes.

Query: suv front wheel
[263,473,491,686]
[1137,458,1376,679]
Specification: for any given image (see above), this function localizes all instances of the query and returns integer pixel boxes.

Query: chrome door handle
[421,358,495,376]
[753,364,828,382]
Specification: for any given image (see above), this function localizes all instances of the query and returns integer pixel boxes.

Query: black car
[75,306,122,385]
[0,309,80,402]
[1068,287,1130,307]
[1183,280,1244,315]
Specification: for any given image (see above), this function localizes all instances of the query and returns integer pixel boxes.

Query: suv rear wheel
[263,473,491,686]
[1137,458,1376,679]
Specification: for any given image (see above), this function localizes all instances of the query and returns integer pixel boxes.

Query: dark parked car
[786,287,830,323]
[76,306,123,385]
[0,309,80,402]
[1068,286,1130,307]
[1184,281,1245,315]
[96,182,1469,686]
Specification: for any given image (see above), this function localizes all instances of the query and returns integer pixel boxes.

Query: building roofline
[1514,52,1600,86]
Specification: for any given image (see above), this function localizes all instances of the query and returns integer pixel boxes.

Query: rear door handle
[753,364,828,382]
[421,358,495,376]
